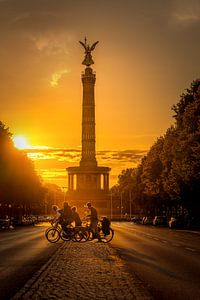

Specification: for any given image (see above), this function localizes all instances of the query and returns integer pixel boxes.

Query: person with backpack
[60,202,73,233]
[72,206,82,226]
[86,202,102,242]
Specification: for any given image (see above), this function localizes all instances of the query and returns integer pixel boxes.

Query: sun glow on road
[13,135,31,149]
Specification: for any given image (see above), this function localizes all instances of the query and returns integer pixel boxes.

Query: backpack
[101,217,110,235]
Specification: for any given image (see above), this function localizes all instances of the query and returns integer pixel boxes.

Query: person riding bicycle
[86,202,102,242]
[60,202,73,234]
[72,206,82,227]
[52,205,62,226]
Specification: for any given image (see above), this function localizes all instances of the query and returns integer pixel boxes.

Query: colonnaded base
[66,166,111,218]
[65,191,111,218]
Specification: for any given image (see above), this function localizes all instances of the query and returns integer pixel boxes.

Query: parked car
[168,217,176,229]
[144,216,154,225]
[169,216,187,229]
[131,216,142,224]
[0,217,11,229]
[153,216,167,226]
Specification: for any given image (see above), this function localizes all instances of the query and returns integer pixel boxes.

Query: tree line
[0,121,46,220]
[0,122,64,222]
[112,79,200,226]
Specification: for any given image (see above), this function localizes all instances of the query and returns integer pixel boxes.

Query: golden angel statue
[79,37,99,66]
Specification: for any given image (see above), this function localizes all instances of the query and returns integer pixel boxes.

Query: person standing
[86,202,101,242]
[72,206,82,227]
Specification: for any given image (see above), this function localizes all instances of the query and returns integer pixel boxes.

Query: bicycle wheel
[60,230,71,241]
[46,228,60,243]
[45,225,61,235]
[100,228,114,243]
[87,229,94,241]
[75,227,90,242]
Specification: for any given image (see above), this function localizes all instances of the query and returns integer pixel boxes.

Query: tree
[0,121,45,217]
[113,79,200,224]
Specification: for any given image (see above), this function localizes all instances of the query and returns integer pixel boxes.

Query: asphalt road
[111,222,200,300]
[1,223,200,300]
[0,224,61,300]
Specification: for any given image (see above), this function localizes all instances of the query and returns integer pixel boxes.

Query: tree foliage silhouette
[0,121,45,215]
[113,79,200,224]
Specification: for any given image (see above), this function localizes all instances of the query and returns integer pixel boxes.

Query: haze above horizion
[1,0,200,187]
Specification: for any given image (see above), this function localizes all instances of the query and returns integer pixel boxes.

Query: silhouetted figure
[79,37,99,66]
[60,202,73,232]
[52,205,62,226]
[72,206,82,226]
[86,202,101,242]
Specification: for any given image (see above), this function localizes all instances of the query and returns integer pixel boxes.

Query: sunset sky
[1,0,200,187]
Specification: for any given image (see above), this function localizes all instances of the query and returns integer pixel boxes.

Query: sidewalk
[12,241,153,300]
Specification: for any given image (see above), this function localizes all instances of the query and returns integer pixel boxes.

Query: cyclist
[52,205,62,226]
[72,206,82,226]
[60,202,73,234]
[86,202,102,242]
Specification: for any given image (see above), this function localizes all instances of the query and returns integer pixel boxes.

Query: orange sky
[1,0,200,187]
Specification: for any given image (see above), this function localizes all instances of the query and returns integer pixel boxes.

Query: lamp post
[62,186,68,202]
[120,192,123,220]
[110,191,113,220]
[8,204,12,227]
[129,190,132,220]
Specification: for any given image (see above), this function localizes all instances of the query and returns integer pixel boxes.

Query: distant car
[168,217,176,229]
[144,216,154,225]
[169,217,186,229]
[131,216,142,224]
[153,216,167,226]
[0,218,11,229]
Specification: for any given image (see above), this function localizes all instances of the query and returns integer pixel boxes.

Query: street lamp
[120,192,123,220]
[110,191,113,220]
[129,190,132,220]
[62,186,68,202]
[8,204,12,226]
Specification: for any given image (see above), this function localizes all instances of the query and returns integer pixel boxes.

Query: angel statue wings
[79,37,99,67]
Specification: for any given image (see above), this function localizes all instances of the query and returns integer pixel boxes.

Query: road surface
[0,224,61,299]
[1,222,200,300]
[111,222,200,300]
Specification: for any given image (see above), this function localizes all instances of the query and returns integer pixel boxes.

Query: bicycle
[45,222,88,243]
[45,222,61,243]
[83,218,114,243]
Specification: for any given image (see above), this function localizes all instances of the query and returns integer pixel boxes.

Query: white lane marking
[161,240,168,243]
[185,247,196,252]
[172,243,180,247]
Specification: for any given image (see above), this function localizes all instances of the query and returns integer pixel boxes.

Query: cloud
[25,147,146,164]
[26,147,81,162]
[50,69,70,87]
[97,149,147,163]
[25,147,147,187]
[171,0,200,25]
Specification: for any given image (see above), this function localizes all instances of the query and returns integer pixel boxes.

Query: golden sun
[13,136,31,149]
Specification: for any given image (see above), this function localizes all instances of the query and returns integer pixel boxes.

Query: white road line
[185,247,196,252]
